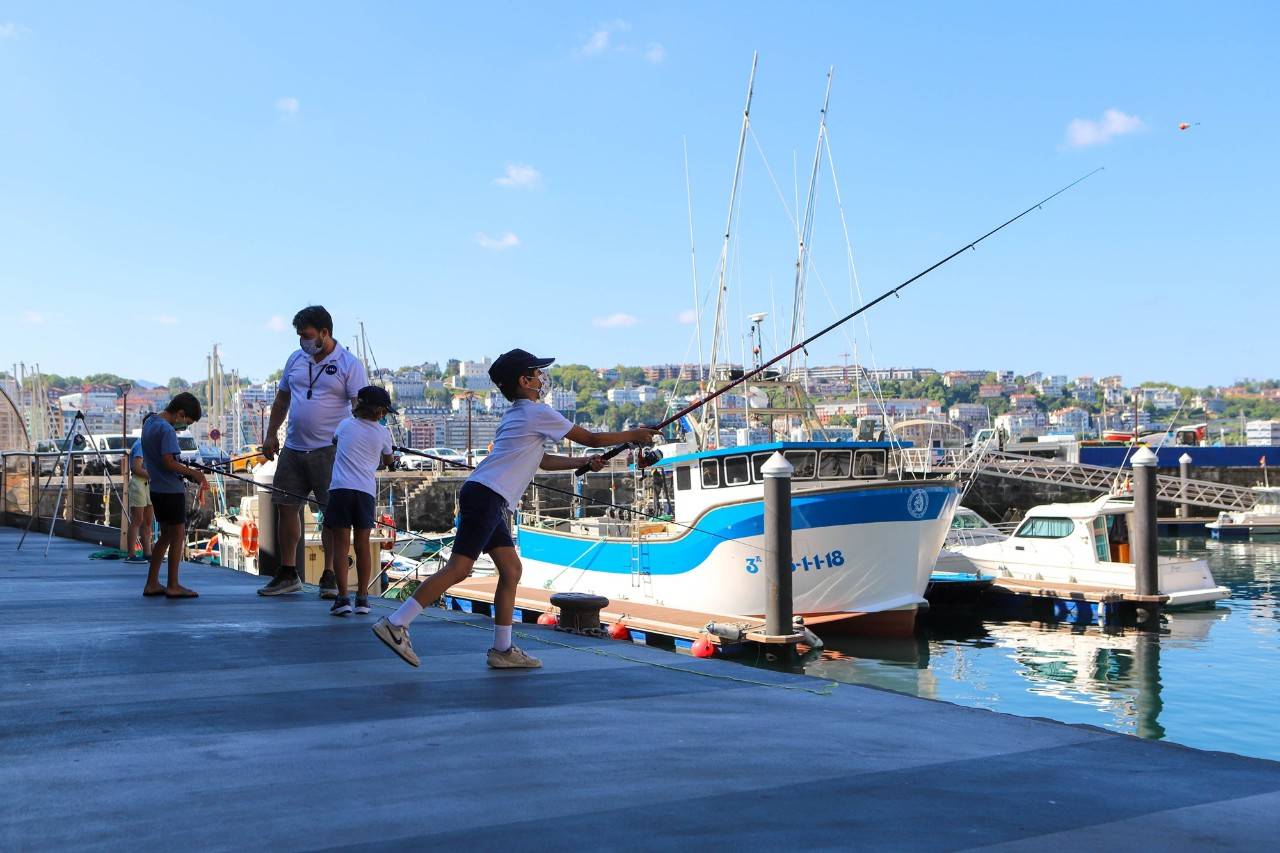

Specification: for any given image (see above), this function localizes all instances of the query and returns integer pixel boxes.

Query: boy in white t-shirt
[373,348,658,669]
[325,386,395,616]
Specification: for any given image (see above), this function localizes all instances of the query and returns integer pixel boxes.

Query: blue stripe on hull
[519,482,957,576]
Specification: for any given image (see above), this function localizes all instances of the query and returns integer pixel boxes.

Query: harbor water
[796,537,1280,761]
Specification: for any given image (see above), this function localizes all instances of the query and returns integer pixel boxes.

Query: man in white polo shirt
[258,305,368,597]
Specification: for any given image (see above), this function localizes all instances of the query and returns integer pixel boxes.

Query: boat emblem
[907,489,929,519]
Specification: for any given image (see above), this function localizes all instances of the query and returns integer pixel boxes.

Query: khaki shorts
[273,445,336,507]
[128,477,152,508]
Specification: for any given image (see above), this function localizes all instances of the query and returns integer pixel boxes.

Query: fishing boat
[1206,487,1280,538]
[516,441,960,637]
[951,495,1228,608]
[927,507,1005,606]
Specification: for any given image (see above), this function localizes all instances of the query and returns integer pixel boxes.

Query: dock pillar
[762,452,794,643]
[1131,446,1162,629]
[255,465,278,578]
[1178,453,1192,519]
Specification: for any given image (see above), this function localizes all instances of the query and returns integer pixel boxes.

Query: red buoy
[537,611,558,626]
[608,622,631,641]
[690,636,716,658]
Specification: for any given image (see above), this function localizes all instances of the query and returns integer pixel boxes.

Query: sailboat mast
[787,67,833,386]
[706,51,758,448]
[682,136,704,389]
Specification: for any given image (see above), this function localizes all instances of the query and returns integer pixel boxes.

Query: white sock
[389,598,424,628]
[494,624,513,652]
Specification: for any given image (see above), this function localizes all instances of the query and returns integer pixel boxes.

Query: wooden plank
[445,577,805,645]
[989,576,1169,605]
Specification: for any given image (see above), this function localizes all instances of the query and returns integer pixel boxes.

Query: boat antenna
[574,167,1105,475]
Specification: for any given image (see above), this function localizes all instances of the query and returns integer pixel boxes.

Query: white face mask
[300,335,323,357]
[533,370,552,402]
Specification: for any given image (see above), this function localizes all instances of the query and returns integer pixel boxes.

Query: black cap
[488,349,555,386]
[356,385,397,413]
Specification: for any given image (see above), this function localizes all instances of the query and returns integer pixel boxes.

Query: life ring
[201,533,220,557]
[379,513,396,550]
[240,521,259,556]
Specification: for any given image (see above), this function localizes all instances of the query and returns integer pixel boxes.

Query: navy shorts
[323,488,376,530]
[151,490,186,526]
[453,481,513,559]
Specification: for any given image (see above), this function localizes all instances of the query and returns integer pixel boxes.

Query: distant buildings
[1049,406,1092,435]
[1246,420,1280,446]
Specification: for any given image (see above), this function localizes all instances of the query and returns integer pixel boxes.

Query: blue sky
[2,2,1276,388]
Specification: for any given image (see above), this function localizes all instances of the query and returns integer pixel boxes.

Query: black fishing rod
[573,167,1105,475]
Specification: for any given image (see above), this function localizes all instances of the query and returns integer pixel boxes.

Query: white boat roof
[1023,496,1130,520]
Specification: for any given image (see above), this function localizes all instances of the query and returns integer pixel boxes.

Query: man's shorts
[324,488,375,530]
[452,481,514,560]
[151,490,186,526]
[128,477,152,508]
[273,445,336,507]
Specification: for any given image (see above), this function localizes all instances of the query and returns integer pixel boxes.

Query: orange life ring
[379,513,396,550]
[201,533,220,557]
[240,521,259,556]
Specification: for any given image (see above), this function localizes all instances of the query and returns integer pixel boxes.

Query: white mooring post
[762,452,794,638]
[1178,452,1193,519]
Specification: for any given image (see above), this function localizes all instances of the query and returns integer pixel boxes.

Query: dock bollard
[1130,446,1162,629]
[1178,453,1192,519]
[761,452,794,638]
[254,462,278,577]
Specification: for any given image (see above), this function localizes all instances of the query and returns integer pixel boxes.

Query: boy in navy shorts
[325,386,395,616]
[373,349,658,668]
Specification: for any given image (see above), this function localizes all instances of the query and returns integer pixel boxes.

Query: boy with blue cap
[373,349,658,668]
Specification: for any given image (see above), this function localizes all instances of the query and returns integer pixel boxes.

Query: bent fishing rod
[574,167,1104,475]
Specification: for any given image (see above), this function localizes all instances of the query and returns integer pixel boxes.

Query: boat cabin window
[783,450,816,480]
[675,465,691,491]
[818,449,852,479]
[854,450,886,478]
[751,453,769,482]
[1013,517,1075,539]
[951,512,990,530]
[723,455,751,486]
[701,459,720,488]
[1091,517,1109,562]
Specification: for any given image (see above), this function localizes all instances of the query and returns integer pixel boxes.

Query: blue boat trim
[519,482,959,576]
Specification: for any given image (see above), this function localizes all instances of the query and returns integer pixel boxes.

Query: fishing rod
[392,445,758,548]
[574,167,1105,475]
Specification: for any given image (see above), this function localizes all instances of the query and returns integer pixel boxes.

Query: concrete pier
[3,525,1280,850]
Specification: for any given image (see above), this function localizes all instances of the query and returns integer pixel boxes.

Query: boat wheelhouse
[515,441,960,637]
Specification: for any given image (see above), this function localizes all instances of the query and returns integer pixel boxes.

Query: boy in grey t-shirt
[373,349,658,669]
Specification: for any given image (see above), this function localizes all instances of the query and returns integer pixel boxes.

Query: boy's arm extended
[564,424,660,449]
[539,454,605,472]
[161,453,208,487]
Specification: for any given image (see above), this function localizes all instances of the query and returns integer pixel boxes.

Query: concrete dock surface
[3,526,1280,851]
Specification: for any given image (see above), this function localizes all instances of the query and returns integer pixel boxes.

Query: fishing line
[575,168,1106,475]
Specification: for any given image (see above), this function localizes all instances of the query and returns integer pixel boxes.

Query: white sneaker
[487,645,542,669]
[372,617,420,667]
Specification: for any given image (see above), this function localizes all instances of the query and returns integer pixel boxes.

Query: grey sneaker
[330,596,352,617]
[372,617,420,667]
[257,572,302,596]
[318,569,339,600]
[487,645,542,669]
[354,597,371,615]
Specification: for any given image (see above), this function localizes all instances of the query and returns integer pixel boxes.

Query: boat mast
[682,136,704,390]
[787,67,833,391]
[705,51,758,449]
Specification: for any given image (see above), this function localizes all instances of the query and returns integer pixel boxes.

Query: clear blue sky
[2,2,1276,388]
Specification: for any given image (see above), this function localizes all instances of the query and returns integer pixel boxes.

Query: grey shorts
[273,445,336,507]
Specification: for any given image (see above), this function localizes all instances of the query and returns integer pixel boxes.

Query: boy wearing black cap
[373,349,658,668]
[325,385,395,616]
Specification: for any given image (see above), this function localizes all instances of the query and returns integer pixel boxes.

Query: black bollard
[1131,446,1162,629]
[762,452,794,638]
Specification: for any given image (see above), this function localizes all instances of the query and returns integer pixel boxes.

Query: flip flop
[165,590,199,599]
[142,589,168,597]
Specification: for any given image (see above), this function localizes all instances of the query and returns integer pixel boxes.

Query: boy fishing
[326,386,395,617]
[373,349,658,668]
[141,393,208,599]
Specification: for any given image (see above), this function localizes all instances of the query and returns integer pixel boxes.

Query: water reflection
[796,538,1278,760]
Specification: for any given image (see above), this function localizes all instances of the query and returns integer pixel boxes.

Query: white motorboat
[952,495,1228,608]
[1206,487,1280,538]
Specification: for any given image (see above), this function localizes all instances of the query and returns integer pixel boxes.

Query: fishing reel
[636,447,663,469]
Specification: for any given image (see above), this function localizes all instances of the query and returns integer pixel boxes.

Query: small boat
[952,495,1228,608]
[516,441,961,637]
[927,508,1006,606]
[1206,487,1280,538]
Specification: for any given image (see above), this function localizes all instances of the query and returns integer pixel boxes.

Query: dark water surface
[797,538,1280,761]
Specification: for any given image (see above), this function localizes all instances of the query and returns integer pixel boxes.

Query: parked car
[231,444,266,473]
[199,446,232,468]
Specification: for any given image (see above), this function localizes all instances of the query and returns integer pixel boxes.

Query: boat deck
[5,525,1280,850]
